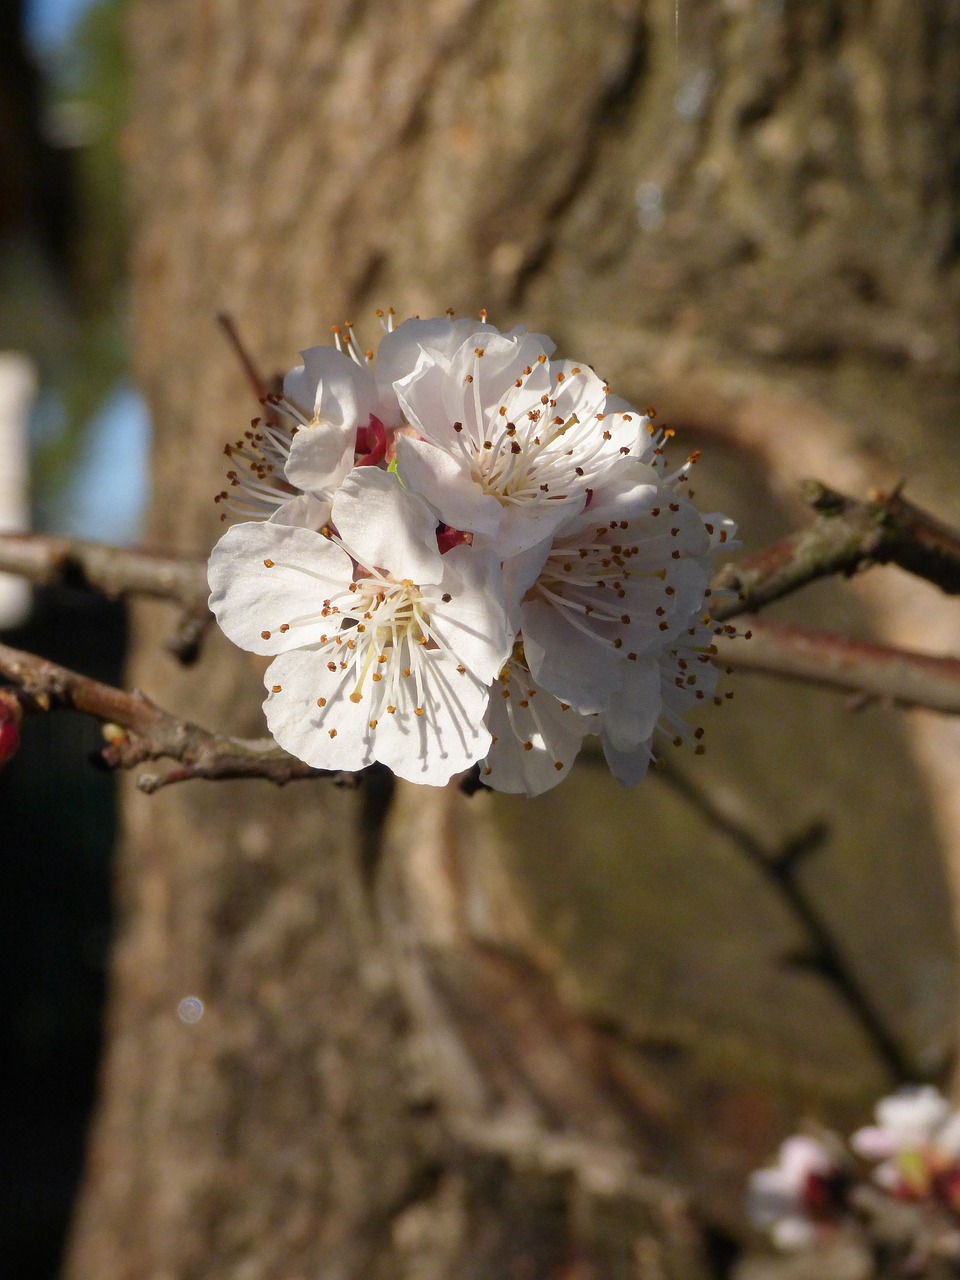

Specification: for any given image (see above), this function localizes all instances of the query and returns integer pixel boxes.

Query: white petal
[268,492,332,530]
[779,1136,833,1180]
[770,1217,817,1251]
[481,663,589,796]
[284,423,355,495]
[520,596,622,712]
[264,648,378,773]
[378,317,494,388]
[850,1126,896,1160]
[485,496,587,560]
[421,542,515,683]
[371,651,492,784]
[936,1111,960,1156]
[501,540,553,629]
[208,522,351,654]
[332,468,443,584]
[599,660,663,748]
[747,1167,799,1224]
[600,732,655,787]
[264,640,492,785]
[395,435,504,536]
[284,345,376,429]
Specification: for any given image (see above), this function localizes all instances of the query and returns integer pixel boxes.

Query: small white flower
[209,469,513,785]
[215,313,407,527]
[393,322,649,558]
[851,1085,953,1160]
[748,1135,841,1250]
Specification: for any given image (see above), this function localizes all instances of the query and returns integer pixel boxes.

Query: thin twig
[0,641,344,792]
[0,532,211,664]
[0,532,207,607]
[216,311,284,421]
[712,480,960,621]
[654,760,917,1083]
[715,617,960,715]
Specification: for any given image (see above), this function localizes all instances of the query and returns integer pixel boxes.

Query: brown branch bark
[712,480,960,622]
[0,531,207,604]
[0,640,341,792]
[716,618,960,715]
[0,531,211,662]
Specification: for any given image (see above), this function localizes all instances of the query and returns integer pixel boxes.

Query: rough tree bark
[65,2,960,1277]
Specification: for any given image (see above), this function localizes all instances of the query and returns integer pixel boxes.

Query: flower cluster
[208,312,735,791]
[749,1086,960,1253]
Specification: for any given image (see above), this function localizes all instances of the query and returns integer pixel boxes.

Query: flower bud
[0,692,22,767]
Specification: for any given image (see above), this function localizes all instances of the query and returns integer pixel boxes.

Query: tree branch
[0,532,210,663]
[0,640,350,793]
[712,480,960,622]
[2,476,959,759]
[715,617,960,715]
[653,760,918,1083]
[0,532,207,605]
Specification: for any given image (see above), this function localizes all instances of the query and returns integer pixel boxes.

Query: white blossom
[851,1086,955,1161]
[208,310,736,790]
[748,1135,842,1250]
[209,469,512,785]
[393,322,649,558]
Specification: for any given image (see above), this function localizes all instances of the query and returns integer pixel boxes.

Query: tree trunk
[66,1,960,1277]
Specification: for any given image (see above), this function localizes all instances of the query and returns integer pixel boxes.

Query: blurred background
[3,2,960,1277]
[1,2,141,1274]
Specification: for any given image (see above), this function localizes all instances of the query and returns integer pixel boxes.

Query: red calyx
[355,415,387,466]
[437,524,472,554]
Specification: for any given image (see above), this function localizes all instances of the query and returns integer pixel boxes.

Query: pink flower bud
[0,695,21,767]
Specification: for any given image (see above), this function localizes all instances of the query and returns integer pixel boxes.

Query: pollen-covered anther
[271,684,282,693]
